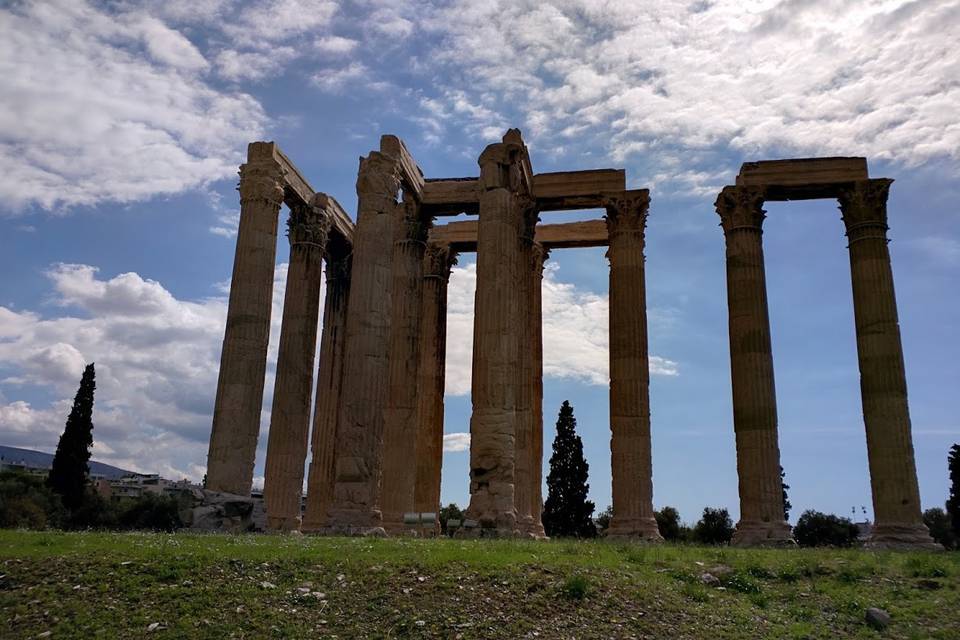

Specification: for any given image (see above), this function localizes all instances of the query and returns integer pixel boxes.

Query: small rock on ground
[865,607,891,630]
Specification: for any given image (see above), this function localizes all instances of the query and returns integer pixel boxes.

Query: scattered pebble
[699,573,720,587]
[865,608,891,630]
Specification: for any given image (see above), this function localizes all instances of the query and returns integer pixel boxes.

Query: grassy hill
[0,530,956,639]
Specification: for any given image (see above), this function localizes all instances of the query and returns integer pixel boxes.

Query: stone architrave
[715,186,792,546]
[206,145,285,496]
[464,129,533,535]
[323,149,404,535]
[381,197,431,533]
[302,233,352,532]
[263,196,332,530]
[838,179,938,549]
[413,243,457,529]
[527,242,548,538]
[603,191,662,541]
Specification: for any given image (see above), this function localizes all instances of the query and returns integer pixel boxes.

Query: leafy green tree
[594,505,613,534]
[655,506,682,541]
[693,507,734,544]
[47,363,96,510]
[923,507,956,550]
[542,401,596,538]
[781,466,791,522]
[0,471,64,529]
[793,510,860,547]
[948,444,960,541]
[117,494,183,532]
[439,502,464,536]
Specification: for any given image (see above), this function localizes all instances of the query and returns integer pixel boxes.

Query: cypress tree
[48,363,96,510]
[542,400,596,538]
[947,444,960,539]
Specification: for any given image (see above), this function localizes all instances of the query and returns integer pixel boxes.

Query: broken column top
[736,157,870,201]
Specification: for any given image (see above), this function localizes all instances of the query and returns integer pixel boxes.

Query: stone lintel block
[735,157,869,201]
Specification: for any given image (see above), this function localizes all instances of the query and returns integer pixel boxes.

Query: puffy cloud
[0,0,265,210]
[443,432,471,452]
[444,262,678,396]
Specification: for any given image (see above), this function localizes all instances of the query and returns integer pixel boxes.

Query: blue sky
[0,0,958,526]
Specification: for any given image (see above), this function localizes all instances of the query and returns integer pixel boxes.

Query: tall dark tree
[542,401,596,538]
[781,466,791,521]
[948,444,960,539]
[47,363,96,510]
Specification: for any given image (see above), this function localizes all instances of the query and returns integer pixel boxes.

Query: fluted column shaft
[604,191,662,541]
[839,179,936,549]
[325,150,402,534]
[513,216,537,535]
[381,199,430,533]
[413,244,456,530]
[527,243,547,538]
[465,131,531,535]
[716,186,792,546]
[263,198,331,530]
[302,242,351,532]
[207,145,284,495]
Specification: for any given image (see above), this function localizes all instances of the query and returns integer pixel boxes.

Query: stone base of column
[731,520,794,547]
[865,523,942,551]
[606,516,663,542]
[266,515,301,532]
[454,526,521,539]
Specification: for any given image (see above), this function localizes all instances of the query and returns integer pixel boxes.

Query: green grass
[0,530,957,639]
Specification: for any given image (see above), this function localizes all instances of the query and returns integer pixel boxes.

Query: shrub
[439,503,463,536]
[560,574,590,600]
[117,494,183,532]
[594,505,613,534]
[693,507,734,545]
[793,510,860,547]
[0,471,64,529]
[923,507,956,550]
[655,506,682,541]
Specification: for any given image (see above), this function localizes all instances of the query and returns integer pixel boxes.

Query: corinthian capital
[238,161,285,207]
[715,185,767,234]
[287,196,332,248]
[423,242,457,279]
[603,189,650,237]
[838,179,893,231]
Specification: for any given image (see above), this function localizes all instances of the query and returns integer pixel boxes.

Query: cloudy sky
[1,0,958,525]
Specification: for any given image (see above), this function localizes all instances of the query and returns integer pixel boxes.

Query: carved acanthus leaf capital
[238,161,285,207]
[423,242,457,279]
[395,197,431,244]
[531,242,549,277]
[324,249,352,284]
[715,185,767,234]
[838,179,892,232]
[287,199,333,248]
[357,151,402,213]
[603,190,650,237]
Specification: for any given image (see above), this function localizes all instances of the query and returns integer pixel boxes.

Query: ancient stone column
[301,237,352,533]
[464,129,532,535]
[323,149,403,535]
[839,180,938,549]
[381,197,431,533]
[513,212,537,536]
[206,143,285,496]
[527,243,548,538]
[715,186,792,546]
[603,191,662,541]
[263,196,332,530]
[413,243,457,531]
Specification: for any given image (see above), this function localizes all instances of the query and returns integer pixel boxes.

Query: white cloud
[0,262,304,482]
[315,36,359,56]
[312,62,386,93]
[416,0,960,186]
[909,236,960,266]
[0,1,266,210]
[444,262,678,396]
[443,432,470,452]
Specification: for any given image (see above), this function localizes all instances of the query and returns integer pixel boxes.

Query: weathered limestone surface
[413,243,456,530]
[737,157,868,187]
[207,144,285,496]
[715,186,793,546]
[324,142,407,535]
[381,196,431,533]
[513,208,538,536]
[604,191,662,541]
[263,197,332,530]
[527,243,547,539]
[464,129,533,535]
[839,180,938,550]
[428,219,608,251]
[302,237,352,532]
